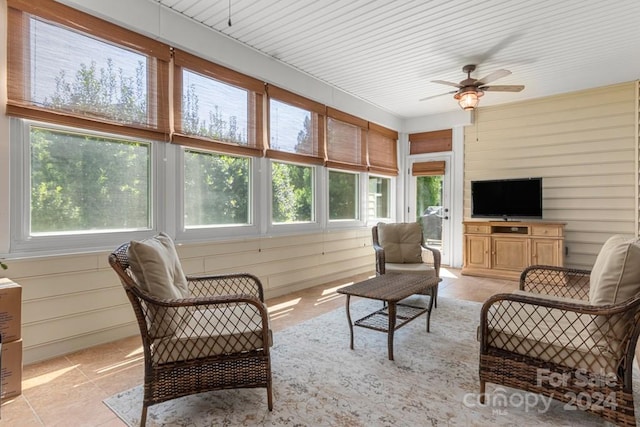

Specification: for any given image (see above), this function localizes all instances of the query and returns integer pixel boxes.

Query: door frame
[406,154,453,266]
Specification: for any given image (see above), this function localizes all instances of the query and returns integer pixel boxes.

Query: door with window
[409,157,451,266]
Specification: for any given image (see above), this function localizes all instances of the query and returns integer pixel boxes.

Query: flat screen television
[471,177,543,220]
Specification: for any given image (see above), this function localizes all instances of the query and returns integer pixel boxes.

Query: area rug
[104,296,634,426]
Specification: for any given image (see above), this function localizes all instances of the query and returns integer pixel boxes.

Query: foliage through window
[30,126,150,234]
[7,5,169,139]
[368,176,391,220]
[329,170,359,220]
[182,70,249,144]
[184,150,251,227]
[272,162,313,223]
[34,18,149,125]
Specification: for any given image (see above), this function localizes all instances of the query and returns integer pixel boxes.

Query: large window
[329,170,359,221]
[7,0,170,140]
[271,162,314,224]
[184,150,251,227]
[29,124,151,235]
[368,176,392,220]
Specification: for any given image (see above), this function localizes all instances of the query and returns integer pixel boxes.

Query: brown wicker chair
[372,222,441,306]
[479,238,640,426]
[109,235,273,426]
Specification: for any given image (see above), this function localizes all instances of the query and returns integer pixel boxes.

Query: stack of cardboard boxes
[0,278,22,400]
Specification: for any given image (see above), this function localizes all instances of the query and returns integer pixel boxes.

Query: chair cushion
[152,305,272,364]
[127,232,190,337]
[485,293,621,374]
[589,235,640,305]
[385,262,437,278]
[128,232,189,299]
[377,222,422,264]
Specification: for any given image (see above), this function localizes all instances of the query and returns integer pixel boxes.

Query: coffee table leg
[426,285,435,333]
[387,302,396,361]
[345,295,354,350]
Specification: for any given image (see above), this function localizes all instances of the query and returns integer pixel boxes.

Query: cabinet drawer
[531,226,561,237]
[465,224,490,234]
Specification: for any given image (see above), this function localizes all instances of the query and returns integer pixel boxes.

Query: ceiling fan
[420,64,524,110]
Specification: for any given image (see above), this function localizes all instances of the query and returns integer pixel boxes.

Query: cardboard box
[0,279,21,343]
[1,339,22,399]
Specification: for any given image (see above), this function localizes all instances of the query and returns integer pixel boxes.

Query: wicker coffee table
[337,273,439,360]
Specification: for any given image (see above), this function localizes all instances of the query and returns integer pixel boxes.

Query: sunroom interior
[0,0,639,367]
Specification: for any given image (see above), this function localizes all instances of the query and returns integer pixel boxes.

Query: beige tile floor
[0,267,517,426]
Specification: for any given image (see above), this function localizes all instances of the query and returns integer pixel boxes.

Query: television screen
[471,178,543,220]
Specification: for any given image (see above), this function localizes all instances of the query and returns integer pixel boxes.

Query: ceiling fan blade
[419,90,458,101]
[481,85,525,92]
[431,80,462,88]
[477,69,511,85]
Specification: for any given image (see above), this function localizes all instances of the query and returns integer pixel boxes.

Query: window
[329,170,359,220]
[271,162,314,224]
[29,126,150,234]
[182,71,249,145]
[270,99,313,154]
[7,0,170,140]
[184,150,251,227]
[266,85,325,165]
[368,175,392,220]
[172,49,264,157]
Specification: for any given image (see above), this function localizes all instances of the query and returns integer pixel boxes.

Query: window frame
[326,168,367,229]
[10,118,164,254]
[175,146,261,241]
[366,173,396,225]
[267,159,322,235]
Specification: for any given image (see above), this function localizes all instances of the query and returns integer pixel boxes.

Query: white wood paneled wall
[7,229,374,364]
[464,82,638,270]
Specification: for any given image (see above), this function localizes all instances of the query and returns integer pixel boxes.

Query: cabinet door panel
[465,236,490,268]
[532,239,561,266]
[492,238,529,271]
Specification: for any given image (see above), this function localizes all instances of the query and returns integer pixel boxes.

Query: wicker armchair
[372,222,441,306]
[479,235,640,426]
[109,234,273,426]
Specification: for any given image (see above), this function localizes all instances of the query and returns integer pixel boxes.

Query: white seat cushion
[486,292,620,374]
[385,262,436,278]
[152,305,272,364]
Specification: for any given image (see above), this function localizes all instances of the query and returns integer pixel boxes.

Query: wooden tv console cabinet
[462,220,565,281]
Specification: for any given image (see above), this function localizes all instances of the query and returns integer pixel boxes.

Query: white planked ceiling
[155,0,640,118]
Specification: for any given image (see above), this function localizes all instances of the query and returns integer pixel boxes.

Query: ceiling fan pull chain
[228,0,232,27]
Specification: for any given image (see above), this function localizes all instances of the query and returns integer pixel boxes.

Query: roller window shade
[7,0,170,141]
[326,108,367,172]
[409,129,452,154]
[367,123,398,176]
[412,161,446,176]
[173,49,264,156]
[265,84,325,165]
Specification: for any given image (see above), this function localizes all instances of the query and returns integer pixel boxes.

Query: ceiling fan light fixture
[454,88,483,110]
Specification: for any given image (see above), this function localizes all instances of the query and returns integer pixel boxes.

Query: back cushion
[589,234,640,305]
[377,222,422,264]
[128,232,190,337]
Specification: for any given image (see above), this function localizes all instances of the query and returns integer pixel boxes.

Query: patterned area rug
[104,296,634,426]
